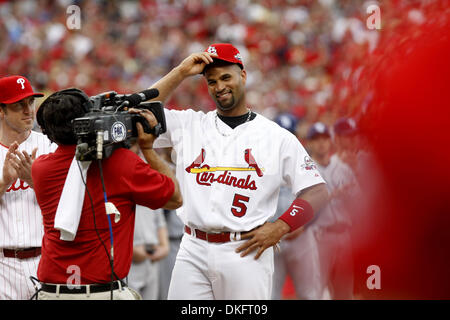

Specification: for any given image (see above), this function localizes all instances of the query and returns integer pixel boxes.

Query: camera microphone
[124,88,159,107]
[73,88,166,161]
[97,130,104,160]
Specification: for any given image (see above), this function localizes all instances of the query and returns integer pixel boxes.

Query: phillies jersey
[0,130,56,248]
[154,109,325,232]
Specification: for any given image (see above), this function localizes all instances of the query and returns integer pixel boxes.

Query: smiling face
[204,62,247,115]
[0,96,36,134]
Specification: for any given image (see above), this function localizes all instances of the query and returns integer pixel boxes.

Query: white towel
[54,156,91,241]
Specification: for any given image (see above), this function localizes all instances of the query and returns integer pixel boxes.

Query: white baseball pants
[0,251,40,300]
[168,233,274,300]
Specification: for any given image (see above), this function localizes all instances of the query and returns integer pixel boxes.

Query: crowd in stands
[1,0,449,300]
[1,0,446,141]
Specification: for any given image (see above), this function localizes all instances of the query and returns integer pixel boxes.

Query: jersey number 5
[231,193,250,217]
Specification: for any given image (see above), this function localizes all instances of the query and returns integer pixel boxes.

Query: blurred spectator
[332,117,358,169]
[157,148,184,300]
[274,112,299,134]
[158,208,184,300]
[306,121,360,299]
[271,114,321,300]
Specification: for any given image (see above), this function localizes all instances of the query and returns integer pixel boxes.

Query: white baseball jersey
[0,130,56,300]
[314,154,359,229]
[272,155,359,300]
[0,130,56,248]
[154,109,325,232]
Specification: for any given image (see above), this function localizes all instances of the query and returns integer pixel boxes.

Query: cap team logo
[207,46,217,55]
[185,148,264,190]
[234,53,242,62]
[17,78,25,89]
[111,121,126,142]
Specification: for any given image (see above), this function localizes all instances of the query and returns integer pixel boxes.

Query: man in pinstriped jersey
[0,75,56,299]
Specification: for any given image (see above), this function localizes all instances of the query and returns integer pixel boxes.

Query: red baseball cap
[204,43,244,69]
[0,75,44,104]
[333,117,357,136]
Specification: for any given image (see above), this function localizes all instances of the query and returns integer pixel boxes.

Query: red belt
[3,247,41,259]
[185,226,249,243]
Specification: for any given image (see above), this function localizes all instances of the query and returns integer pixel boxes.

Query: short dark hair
[38,93,86,145]
[202,59,243,75]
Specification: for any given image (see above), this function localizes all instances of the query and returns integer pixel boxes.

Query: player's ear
[0,104,6,118]
[240,68,247,85]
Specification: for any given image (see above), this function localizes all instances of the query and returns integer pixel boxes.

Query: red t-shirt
[32,145,175,284]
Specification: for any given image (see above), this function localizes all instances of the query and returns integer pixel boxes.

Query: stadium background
[1,0,449,299]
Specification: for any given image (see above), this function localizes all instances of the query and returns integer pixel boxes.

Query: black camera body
[72,90,166,161]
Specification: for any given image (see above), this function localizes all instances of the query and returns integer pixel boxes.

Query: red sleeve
[123,154,175,210]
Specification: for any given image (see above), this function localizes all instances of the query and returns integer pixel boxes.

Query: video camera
[72,88,166,161]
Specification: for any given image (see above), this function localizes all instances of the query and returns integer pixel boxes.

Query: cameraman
[30,89,182,300]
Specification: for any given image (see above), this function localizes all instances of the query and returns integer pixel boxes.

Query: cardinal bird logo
[185,148,206,173]
[244,149,263,177]
[185,148,263,177]
[185,148,264,190]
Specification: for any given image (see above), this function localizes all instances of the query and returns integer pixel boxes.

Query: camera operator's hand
[128,108,158,150]
[130,108,183,210]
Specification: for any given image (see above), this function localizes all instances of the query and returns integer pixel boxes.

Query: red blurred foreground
[353,5,450,299]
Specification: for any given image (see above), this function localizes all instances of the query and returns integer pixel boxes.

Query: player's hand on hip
[176,52,218,77]
[128,108,158,150]
[236,220,290,260]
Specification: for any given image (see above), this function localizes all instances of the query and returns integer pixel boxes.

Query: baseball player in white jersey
[127,205,168,300]
[305,122,359,299]
[271,114,323,300]
[0,75,56,299]
[148,43,329,299]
